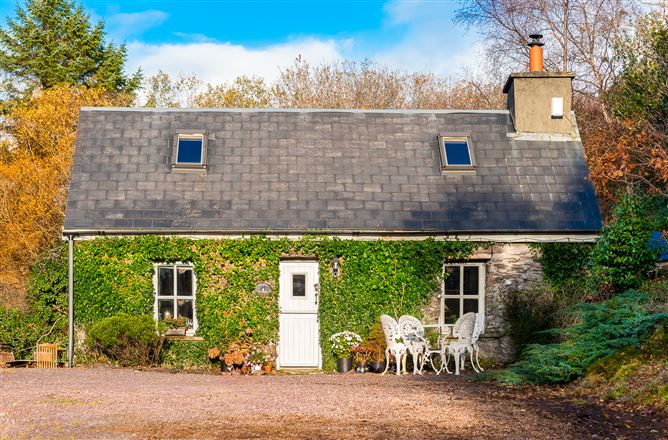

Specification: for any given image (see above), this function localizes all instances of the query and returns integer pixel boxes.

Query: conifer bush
[494,291,667,384]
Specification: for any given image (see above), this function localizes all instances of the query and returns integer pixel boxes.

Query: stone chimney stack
[503,34,576,136]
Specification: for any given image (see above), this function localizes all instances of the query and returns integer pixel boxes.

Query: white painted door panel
[278,314,319,367]
[278,261,320,368]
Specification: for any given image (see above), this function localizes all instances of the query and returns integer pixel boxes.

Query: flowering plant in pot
[246,347,265,374]
[329,331,361,373]
[365,321,387,373]
[222,342,248,372]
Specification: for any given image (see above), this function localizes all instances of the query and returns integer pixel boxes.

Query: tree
[582,15,668,199]
[0,86,124,308]
[0,0,141,98]
[143,71,202,108]
[455,0,637,117]
[273,57,505,110]
[607,15,668,131]
[194,76,273,108]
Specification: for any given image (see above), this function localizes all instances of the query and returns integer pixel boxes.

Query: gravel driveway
[1,367,665,439]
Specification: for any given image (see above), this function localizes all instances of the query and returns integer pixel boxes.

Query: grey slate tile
[64,109,602,233]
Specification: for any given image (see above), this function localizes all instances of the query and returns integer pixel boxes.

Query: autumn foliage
[0,86,123,307]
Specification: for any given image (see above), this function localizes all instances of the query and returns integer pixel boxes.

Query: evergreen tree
[0,0,141,97]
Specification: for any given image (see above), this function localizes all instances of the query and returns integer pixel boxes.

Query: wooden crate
[0,351,15,367]
[35,343,59,368]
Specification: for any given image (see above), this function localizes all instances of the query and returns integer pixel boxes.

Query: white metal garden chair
[380,315,407,376]
[442,312,484,375]
[398,315,429,374]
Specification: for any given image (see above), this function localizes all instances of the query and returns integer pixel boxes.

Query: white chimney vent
[551,97,564,118]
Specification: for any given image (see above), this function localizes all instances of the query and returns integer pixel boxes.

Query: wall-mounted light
[331,257,341,278]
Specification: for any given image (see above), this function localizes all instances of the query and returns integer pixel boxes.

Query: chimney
[503,34,576,136]
[528,34,544,72]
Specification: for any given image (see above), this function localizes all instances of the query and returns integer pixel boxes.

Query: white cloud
[369,1,485,78]
[126,38,344,85]
[121,1,486,87]
[107,10,168,40]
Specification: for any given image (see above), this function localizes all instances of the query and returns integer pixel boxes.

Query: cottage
[63,49,601,368]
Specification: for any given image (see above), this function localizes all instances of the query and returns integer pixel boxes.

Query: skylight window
[172,131,207,170]
[438,135,476,170]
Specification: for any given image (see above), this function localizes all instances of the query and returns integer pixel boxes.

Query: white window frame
[153,262,198,335]
[440,262,485,331]
[437,135,476,171]
[290,273,308,299]
[172,130,207,170]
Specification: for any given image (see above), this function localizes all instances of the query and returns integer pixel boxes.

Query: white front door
[278,260,321,369]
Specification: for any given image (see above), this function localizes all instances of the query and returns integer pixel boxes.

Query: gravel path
[1,367,665,439]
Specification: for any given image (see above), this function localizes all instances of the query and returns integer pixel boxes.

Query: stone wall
[422,242,543,363]
[480,243,543,362]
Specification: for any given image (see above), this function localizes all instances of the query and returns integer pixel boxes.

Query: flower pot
[221,362,231,372]
[336,357,353,373]
[165,327,187,336]
[369,360,386,373]
[262,365,273,374]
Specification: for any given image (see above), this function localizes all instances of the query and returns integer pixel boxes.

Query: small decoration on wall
[331,256,342,278]
[254,282,272,295]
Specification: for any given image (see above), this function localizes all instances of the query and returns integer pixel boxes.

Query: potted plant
[246,347,265,374]
[163,315,191,336]
[222,342,248,372]
[329,331,362,373]
[352,345,372,372]
[261,342,276,373]
[365,321,387,373]
[261,353,274,373]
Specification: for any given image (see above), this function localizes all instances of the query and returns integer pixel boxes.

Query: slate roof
[64,108,602,235]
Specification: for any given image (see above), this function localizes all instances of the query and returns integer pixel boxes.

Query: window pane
[463,266,479,295]
[292,274,306,297]
[158,299,175,320]
[444,266,460,294]
[176,267,193,296]
[463,298,479,314]
[158,267,174,296]
[444,298,460,324]
[444,141,472,166]
[177,299,194,325]
[177,138,203,163]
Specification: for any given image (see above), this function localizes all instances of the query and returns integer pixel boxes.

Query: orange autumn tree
[577,15,668,213]
[0,86,126,307]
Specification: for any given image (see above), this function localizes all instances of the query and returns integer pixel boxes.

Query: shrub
[0,307,61,359]
[504,289,558,355]
[590,193,668,293]
[499,290,667,384]
[87,314,164,366]
[160,340,210,369]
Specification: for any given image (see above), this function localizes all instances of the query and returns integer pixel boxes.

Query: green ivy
[160,340,210,369]
[529,243,594,287]
[18,236,478,370]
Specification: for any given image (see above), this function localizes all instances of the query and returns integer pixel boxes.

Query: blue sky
[0,0,484,84]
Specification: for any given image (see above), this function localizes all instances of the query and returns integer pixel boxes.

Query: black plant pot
[336,357,353,373]
[369,360,386,373]
[220,362,231,372]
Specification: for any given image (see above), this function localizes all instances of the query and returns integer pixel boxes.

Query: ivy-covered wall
[52,236,478,370]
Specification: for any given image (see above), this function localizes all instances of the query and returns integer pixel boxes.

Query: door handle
[314,283,320,305]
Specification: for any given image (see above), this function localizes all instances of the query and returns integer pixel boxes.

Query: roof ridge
[80,107,510,115]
